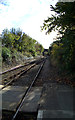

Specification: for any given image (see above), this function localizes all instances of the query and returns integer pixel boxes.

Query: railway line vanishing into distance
[1,56,46,120]
[1,56,74,120]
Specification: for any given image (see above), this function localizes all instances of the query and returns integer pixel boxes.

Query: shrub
[2,47,11,61]
[24,52,32,57]
[51,43,64,68]
[11,49,27,63]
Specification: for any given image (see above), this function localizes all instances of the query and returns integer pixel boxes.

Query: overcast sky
[0,0,58,48]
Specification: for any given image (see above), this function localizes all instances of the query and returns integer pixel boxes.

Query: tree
[41,2,75,34]
[35,42,44,55]
[2,28,44,57]
[42,2,75,71]
[2,29,15,48]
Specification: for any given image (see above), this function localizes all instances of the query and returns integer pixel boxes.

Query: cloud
[0,0,58,48]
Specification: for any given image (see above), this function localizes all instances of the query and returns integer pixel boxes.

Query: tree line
[1,28,44,62]
[42,2,75,77]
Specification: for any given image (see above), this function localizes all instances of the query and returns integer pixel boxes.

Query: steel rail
[12,59,46,120]
[1,57,44,75]
[1,63,36,90]
[2,63,34,82]
[1,58,44,82]
[1,58,45,90]
[0,59,36,75]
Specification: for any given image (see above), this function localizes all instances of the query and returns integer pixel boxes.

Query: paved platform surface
[2,86,28,111]
[19,87,42,112]
[37,83,75,119]
[2,86,43,114]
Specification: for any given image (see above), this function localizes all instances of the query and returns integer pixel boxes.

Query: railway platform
[37,83,75,119]
[1,57,75,119]
[2,86,42,119]
[2,86,28,111]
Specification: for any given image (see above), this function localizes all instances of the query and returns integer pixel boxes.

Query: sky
[0,0,58,49]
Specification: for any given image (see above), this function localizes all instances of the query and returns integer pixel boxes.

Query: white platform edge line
[37,110,43,119]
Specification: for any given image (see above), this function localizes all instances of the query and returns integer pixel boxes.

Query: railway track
[1,57,45,89]
[2,57,73,120]
[2,57,46,120]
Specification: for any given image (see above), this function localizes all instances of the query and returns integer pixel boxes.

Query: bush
[51,43,63,62]
[2,47,11,61]
[24,52,32,57]
[11,49,25,62]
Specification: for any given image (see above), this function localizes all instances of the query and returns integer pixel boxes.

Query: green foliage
[3,33,15,47]
[2,47,11,61]
[51,43,63,61]
[60,29,75,71]
[24,52,33,57]
[41,2,75,34]
[1,28,44,62]
[11,49,26,63]
[35,42,44,55]
[42,2,75,73]
[50,30,75,71]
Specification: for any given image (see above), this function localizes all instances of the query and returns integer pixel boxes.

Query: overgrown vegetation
[1,28,44,67]
[42,2,75,83]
